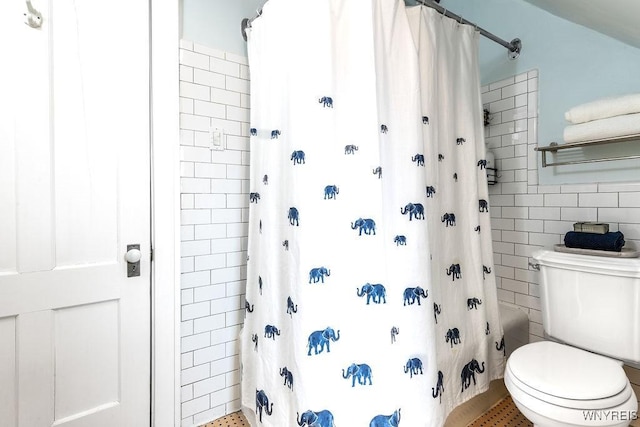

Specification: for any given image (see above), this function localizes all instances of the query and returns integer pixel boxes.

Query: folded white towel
[563,113,640,143]
[565,93,640,124]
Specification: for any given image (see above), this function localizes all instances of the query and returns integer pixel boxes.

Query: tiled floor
[205,395,532,427]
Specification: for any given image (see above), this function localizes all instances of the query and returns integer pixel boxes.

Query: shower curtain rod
[241,0,522,59]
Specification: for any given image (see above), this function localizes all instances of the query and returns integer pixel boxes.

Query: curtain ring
[441,8,447,18]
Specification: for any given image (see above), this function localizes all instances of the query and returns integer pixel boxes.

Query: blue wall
[443,0,640,184]
[181,0,267,56]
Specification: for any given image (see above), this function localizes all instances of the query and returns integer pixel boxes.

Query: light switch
[210,128,225,151]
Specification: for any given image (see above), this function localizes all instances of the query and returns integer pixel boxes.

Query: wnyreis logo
[583,410,638,422]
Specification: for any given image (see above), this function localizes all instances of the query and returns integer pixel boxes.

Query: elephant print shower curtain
[240,1,505,426]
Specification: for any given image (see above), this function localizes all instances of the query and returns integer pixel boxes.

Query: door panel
[0,0,151,425]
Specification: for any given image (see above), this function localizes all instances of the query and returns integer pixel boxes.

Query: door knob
[125,248,142,263]
[126,244,141,277]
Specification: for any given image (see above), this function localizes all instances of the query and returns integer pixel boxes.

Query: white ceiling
[522,0,640,49]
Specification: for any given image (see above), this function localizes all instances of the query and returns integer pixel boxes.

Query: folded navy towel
[564,231,625,252]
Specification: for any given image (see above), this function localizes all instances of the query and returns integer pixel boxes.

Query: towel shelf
[535,134,640,167]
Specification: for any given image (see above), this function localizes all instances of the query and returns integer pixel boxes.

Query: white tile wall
[179,40,250,427]
[483,70,640,343]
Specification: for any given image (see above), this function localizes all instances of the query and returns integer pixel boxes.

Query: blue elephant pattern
[404,358,423,378]
[370,409,401,427]
[342,362,373,387]
[245,79,501,427]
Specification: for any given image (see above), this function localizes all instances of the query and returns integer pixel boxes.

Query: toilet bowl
[505,341,637,427]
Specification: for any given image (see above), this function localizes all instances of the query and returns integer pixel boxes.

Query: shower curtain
[240,1,504,426]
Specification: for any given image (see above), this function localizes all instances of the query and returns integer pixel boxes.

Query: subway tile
[491,221,514,231]
[180,49,209,70]
[211,151,244,170]
[501,231,529,244]
[489,76,515,90]
[181,320,194,337]
[181,331,211,351]
[181,395,210,418]
[515,293,541,311]
[226,340,239,357]
[193,375,226,398]
[211,238,246,255]
[210,266,244,285]
[193,43,225,59]
[579,192,618,207]
[195,254,227,271]
[195,163,227,179]
[514,268,539,284]
[225,309,245,326]
[528,69,539,78]
[180,129,195,147]
[497,289,515,304]
[194,224,227,240]
[515,72,528,83]
[481,89,502,105]
[194,409,223,427]
[501,106,528,123]
[514,194,543,207]
[490,97,516,113]
[502,207,529,219]
[210,385,240,408]
[193,344,226,366]
[501,254,529,269]
[527,118,538,145]
[492,146,515,159]
[514,243,544,258]
[544,193,577,207]
[181,161,195,178]
[227,165,250,180]
[561,207,597,222]
[194,69,226,89]
[210,296,242,315]
[598,182,640,193]
[240,65,250,81]
[194,131,212,148]
[560,184,598,193]
[227,106,250,122]
[211,179,243,194]
[180,81,210,101]
[537,185,561,194]
[514,144,528,158]
[210,209,243,224]
[180,364,210,385]
[194,100,226,119]
[181,209,211,225]
[182,353,194,370]
[182,289,195,305]
[527,77,538,92]
[493,241,515,255]
[620,192,640,207]
[211,356,239,378]
[515,219,543,232]
[515,93,527,108]
[181,225,195,241]
[489,195,514,207]
[502,81,528,99]
[227,222,249,238]
[501,278,528,294]
[529,283,540,298]
[195,195,227,210]
[181,113,210,132]
[210,88,241,107]
[226,194,249,209]
[527,170,538,186]
[502,131,528,146]
[226,76,250,94]
[485,136,502,149]
[241,93,251,109]
[181,271,211,289]
[194,314,226,334]
[544,220,575,234]
[211,326,242,346]
[619,224,640,240]
[527,92,538,118]
[225,52,249,66]
[210,57,240,77]
[501,182,528,194]
[529,207,560,220]
[225,135,250,151]
[495,264,515,279]
[226,280,247,297]
[181,177,211,193]
[194,284,226,303]
[599,208,640,224]
[180,97,194,114]
[529,232,561,247]
[182,240,211,257]
[501,156,527,171]
[529,321,544,338]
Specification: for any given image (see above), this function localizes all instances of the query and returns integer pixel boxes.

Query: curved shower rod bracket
[241,7,264,42]
[24,0,43,29]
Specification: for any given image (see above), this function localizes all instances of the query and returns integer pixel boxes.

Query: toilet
[504,249,640,427]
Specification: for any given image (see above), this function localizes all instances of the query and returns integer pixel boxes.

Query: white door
[0,0,151,426]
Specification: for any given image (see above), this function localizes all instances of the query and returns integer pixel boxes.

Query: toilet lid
[508,341,628,401]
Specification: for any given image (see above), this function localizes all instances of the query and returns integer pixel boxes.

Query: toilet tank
[533,249,640,364]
